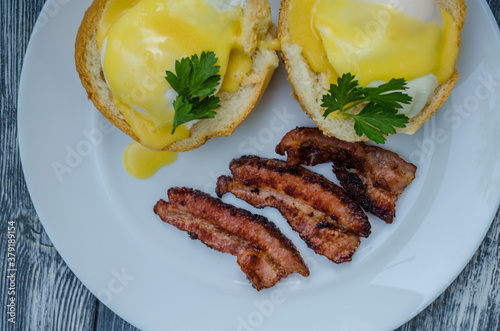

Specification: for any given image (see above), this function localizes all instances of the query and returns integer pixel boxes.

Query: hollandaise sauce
[96,0,251,151]
[123,142,178,179]
[97,0,256,178]
[288,0,460,87]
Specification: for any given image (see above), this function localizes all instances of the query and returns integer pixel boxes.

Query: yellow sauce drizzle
[123,141,178,179]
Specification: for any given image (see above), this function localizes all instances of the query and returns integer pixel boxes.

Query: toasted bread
[75,0,279,151]
[278,0,467,142]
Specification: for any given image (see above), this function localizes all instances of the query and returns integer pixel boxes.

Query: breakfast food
[216,156,371,263]
[75,0,279,152]
[278,0,466,142]
[276,127,417,223]
[154,187,309,290]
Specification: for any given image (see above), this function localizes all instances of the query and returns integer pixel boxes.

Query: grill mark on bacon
[276,127,417,223]
[153,187,309,291]
[216,156,370,263]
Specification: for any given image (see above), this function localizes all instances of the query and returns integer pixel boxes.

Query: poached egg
[288,0,461,118]
[96,0,251,150]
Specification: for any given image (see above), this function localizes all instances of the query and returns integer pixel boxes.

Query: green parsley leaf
[345,103,410,144]
[171,96,196,128]
[170,94,219,134]
[188,52,221,98]
[321,73,412,144]
[361,78,412,110]
[321,73,364,118]
[165,51,221,133]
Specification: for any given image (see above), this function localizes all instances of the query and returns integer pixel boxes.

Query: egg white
[357,0,443,24]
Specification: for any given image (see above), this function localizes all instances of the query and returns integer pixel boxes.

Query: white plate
[18,1,500,330]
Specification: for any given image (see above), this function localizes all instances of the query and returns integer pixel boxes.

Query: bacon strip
[216,156,370,263]
[154,187,309,290]
[276,127,417,223]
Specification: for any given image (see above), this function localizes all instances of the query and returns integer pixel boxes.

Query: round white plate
[18,0,500,330]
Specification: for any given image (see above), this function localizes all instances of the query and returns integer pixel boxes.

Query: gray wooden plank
[489,0,500,25]
[0,0,98,330]
[95,304,141,331]
[10,211,97,331]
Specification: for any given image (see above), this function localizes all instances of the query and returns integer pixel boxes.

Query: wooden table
[2,1,499,330]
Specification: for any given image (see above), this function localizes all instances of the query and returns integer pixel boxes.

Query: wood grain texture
[0,0,98,330]
[1,0,499,330]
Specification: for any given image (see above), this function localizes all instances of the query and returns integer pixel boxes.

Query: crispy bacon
[153,187,309,290]
[216,156,370,263]
[276,127,417,223]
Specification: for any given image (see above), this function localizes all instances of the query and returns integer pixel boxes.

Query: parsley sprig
[165,51,221,134]
[321,73,412,144]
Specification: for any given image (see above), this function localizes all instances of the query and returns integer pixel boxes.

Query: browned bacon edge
[276,127,417,223]
[154,187,309,291]
[216,156,371,263]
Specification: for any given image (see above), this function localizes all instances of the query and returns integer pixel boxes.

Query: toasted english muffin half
[75,0,279,151]
[278,0,466,142]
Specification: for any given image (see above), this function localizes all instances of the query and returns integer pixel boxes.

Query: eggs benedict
[75,0,279,151]
[278,0,466,142]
